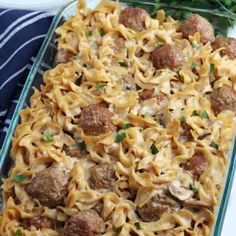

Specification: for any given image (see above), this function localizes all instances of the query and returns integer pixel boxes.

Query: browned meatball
[179,14,215,44]
[62,210,105,236]
[80,104,116,136]
[22,216,54,230]
[138,89,155,101]
[119,7,149,32]
[137,191,179,222]
[184,153,208,179]
[56,49,75,64]
[212,36,236,60]
[26,164,70,208]
[209,85,236,115]
[181,123,193,140]
[150,44,184,70]
[89,163,116,191]
[64,144,87,158]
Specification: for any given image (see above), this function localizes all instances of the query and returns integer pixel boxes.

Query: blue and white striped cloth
[0,9,54,149]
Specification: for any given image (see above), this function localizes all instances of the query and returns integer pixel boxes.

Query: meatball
[209,85,236,115]
[119,7,149,32]
[89,163,116,191]
[56,49,75,64]
[150,44,184,70]
[64,144,87,158]
[26,164,70,208]
[212,36,236,60]
[22,216,54,230]
[179,14,215,44]
[181,123,193,140]
[62,210,105,236]
[137,191,179,222]
[183,153,208,179]
[80,104,116,136]
[138,89,155,101]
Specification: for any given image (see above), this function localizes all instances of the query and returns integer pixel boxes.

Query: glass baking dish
[0,0,236,235]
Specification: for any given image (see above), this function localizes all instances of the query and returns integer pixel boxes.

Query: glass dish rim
[0,1,236,236]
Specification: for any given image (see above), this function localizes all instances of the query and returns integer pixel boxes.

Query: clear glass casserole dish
[0,1,236,235]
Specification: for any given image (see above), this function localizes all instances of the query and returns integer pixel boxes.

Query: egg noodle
[1,0,236,235]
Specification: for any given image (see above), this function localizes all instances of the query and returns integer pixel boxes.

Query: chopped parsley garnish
[210,140,218,149]
[96,83,105,90]
[115,133,126,143]
[144,112,152,117]
[209,63,215,74]
[191,43,199,49]
[123,123,132,129]
[156,41,164,47]
[83,63,88,68]
[191,62,197,69]
[13,174,27,183]
[180,115,186,123]
[112,226,122,233]
[78,141,86,151]
[86,30,93,37]
[73,55,80,60]
[103,176,110,182]
[125,86,131,90]
[134,222,141,229]
[192,110,199,116]
[119,61,128,67]
[76,74,83,86]
[15,229,22,236]
[99,28,105,36]
[201,111,209,119]
[189,184,198,193]
[42,132,54,142]
[150,143,159,155]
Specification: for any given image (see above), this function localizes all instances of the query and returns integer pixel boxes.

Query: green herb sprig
[120,0,236,35]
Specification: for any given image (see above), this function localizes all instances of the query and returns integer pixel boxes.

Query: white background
[0,0,235,235]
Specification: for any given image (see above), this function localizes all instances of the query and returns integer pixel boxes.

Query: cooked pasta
[1,0,236,235]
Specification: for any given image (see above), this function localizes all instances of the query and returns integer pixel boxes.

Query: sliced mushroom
[168,180,194,201]
[184,199,212,208]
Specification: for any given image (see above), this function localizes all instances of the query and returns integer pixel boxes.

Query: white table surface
[0,0,235,235]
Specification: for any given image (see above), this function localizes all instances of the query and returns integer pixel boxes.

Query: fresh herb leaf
[134,222,141,229]
[191,43,199,49]
[125,86,131,90]
[96,83,105,90]
[83,64,88,68]
[201,111,209,119]
[191,62,197,69]
[115,133,126,143]
[150,143,159,154]
[99,28,105,36]
[119,61,128,67]
[86,30,93,37]
[73,55,80,60]
[210,140,218,149]
[156,41,164,47]
[15,229,22,236]
[144,112,152,117]
[78,141,86,151]
[76,74,83,86]
[189,184,198,193]
[103,176,110,182]
[180,115,186,123]
[123,123,132,129]
[192,110,199,116]
[112,226,122,233]
[13,174,27,183]
[42,133,53,142]
[209,63,215,74]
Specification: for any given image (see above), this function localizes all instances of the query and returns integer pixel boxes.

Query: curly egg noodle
[1,0,236,235]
